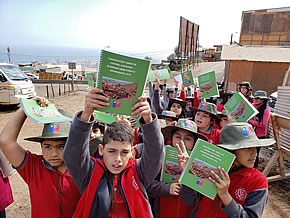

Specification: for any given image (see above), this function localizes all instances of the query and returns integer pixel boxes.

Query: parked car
[0,63,36,105]
[26,73,39,80]
[62,72,78,80]
[268,91,277,112]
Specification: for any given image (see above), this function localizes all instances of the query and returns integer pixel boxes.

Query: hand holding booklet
[87,50,150,116]
[179,139,235,200]
[20,98,72,123]
[224,92,258,122]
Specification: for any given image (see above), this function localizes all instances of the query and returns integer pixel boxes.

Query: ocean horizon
[0,45,165,67]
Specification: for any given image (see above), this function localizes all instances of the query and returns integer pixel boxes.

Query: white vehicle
[26,73,39,80]
[63,72,78,80]
[0,63,36,105]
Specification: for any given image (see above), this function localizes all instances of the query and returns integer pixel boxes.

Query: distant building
[240,7,290,46]
[201,45,223,62]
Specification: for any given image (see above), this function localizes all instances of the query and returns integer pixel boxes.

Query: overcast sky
[0,0,289,57]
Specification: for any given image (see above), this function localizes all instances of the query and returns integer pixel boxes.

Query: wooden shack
[240,7,290,46]
[221,45,290,94]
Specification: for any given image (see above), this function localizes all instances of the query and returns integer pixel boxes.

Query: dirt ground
[1,84,290,218]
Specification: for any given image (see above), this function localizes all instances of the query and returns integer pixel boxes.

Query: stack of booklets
[20,98,72,123]
[161,139,235,200]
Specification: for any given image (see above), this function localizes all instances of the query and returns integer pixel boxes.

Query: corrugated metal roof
[221,45,290,63]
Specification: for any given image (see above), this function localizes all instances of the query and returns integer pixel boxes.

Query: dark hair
[103,122,134,146]
[167,101,186,118]
[256,99,268,122]
[92,122,105,134]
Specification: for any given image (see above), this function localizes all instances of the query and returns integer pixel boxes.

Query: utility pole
[7,47,12,63]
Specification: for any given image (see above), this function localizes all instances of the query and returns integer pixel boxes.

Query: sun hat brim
[190,107,221,121]
[158,114,179,121]
[163,125,208,142]
[218,137,275,150]
[169,98,187,108]
[24,135,69,143]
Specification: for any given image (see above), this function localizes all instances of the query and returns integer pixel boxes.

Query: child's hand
[197,90,203,98]
[154,79,161,90]
[114,115,131,127]
[81,88,110,122]
[181,83,185,91]
[176,141,189,170]
[209,167,232,206]
[194,81,198,92]
[174,79,179,88]
[169,183,181,196]
[33,96,49,107]
[131,96,152,123]
[227,112,236,123]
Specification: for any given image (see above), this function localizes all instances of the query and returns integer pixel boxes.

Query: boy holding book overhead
[0,97,81,218]
[63,87,164,217]
[178,122,275,218]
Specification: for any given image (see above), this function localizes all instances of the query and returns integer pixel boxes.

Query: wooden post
[64,83,66,94]
[68,83,71,92]
[51,83,55,97]
[59,84,61,96]
[46,85,49,98]
[72,68,74,91]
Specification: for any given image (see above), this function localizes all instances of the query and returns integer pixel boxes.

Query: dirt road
[1,85,289,218]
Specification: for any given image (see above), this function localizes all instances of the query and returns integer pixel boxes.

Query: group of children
[0,79,274,218]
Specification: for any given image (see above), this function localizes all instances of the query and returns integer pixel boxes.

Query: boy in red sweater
[64,87,164,217]
[191,102,221,145]
[178,122,275,217]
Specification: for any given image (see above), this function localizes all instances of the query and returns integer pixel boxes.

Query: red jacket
[199,128,221,145]
[195,167,268,217]
[74,158,151,218]
[160,195,192,218]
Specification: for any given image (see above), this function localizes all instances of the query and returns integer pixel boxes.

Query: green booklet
[86,72,98,87]
[224,92,258,122]
[93,111,139,128]
[148,67,170,82]
[181,70,194,87]
[92,50,150,116]
[179,139,235,200]
[20,98,72,123]
[197,71,219,99]
[160,146,191,184]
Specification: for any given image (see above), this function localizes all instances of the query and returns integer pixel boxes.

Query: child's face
[194,111,211,131]
[170,103,182,116]
[41,139,66,168]
[168,92,174,99]
[254,98,263,105]
[172,129,196,151]
[90,127,102,140]
[240,86,248,95]
[234,147,257,168]
[219,116,229,128]
[165,118,175,126]
[99,140,132,175]
[186,100,193,107]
